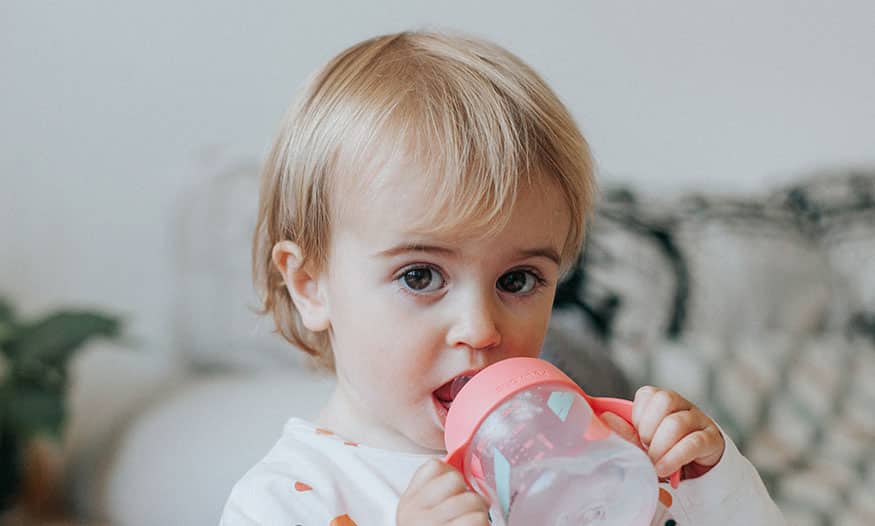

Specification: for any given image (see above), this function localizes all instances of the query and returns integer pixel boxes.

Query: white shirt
[220,418,785,525]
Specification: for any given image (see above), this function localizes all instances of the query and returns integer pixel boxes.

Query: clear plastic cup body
[463,384,658,526]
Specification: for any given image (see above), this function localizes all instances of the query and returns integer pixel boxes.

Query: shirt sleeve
[663,428,786,525]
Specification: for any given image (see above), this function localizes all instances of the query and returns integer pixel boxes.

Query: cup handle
[589,396,681,489]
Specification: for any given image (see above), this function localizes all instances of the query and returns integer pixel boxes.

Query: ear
[272,241,330,332]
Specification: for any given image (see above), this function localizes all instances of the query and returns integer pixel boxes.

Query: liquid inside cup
[463,384,658,526]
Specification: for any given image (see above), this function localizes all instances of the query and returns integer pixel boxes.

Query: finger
[645,409,700,464]
[446,510,491,526]
[691,425,725,467]
[635,390,691,448]
[431,491,489,524]
[631,386,658,426]
[600,411,641,448]
[416,468,471,509]
[405,458,449,496]
[653,427,723,479]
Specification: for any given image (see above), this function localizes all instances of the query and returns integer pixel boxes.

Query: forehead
[331,153,569,249]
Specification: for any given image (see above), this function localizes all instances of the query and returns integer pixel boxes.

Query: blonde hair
[253,30,596,370]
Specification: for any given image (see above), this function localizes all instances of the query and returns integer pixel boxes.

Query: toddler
[220,30,785,525]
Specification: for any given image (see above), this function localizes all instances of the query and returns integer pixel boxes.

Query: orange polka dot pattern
[330,514,357,526]
[658,487,673,508]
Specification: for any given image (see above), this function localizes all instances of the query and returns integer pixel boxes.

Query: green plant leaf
[0,331,12,360]
[1,384,64,441]
[8,311,121,368]
[0,382,64,511]
[0,298,14,325]
[0,302,121,512]
[0,414,23,512]
[0,298,15,354]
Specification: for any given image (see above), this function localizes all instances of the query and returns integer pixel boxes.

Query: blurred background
[1,1,873,525]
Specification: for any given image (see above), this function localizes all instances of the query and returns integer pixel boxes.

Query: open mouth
[433,371,477,411]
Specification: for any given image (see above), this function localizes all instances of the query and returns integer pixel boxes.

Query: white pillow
[100,370,335,526]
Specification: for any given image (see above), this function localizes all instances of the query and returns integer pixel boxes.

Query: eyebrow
[374,243,562,266]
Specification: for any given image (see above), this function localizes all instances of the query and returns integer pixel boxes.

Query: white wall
[2,0,874,357]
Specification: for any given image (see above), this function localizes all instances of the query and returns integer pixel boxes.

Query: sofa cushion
[776,171,875,336]
[100,370,335,526]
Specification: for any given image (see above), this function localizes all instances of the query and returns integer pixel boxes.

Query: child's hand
[601,386,725,481]
[397,458,490,526]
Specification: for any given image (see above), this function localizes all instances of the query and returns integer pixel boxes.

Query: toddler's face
[318,159,571,453]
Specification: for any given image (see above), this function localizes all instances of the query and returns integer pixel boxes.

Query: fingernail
[654,462,668,477]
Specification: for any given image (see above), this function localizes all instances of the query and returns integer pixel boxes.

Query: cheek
[506,298,555,352]
[329,289,437,369]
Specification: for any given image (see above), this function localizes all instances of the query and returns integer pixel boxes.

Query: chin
[419,433,447,453]
[412,416,448,453]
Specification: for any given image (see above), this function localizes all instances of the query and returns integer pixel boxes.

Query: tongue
[450,375,473,399]
[435,375,474,402]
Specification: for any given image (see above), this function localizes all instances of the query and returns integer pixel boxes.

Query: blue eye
[497,270,541,294]
[400,267,445,293]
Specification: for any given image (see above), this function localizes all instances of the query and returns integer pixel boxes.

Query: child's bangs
[334,56,543,240]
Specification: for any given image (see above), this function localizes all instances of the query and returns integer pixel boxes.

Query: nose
[445,287,502,351]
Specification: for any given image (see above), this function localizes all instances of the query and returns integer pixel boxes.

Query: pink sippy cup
[444,357,680,526]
